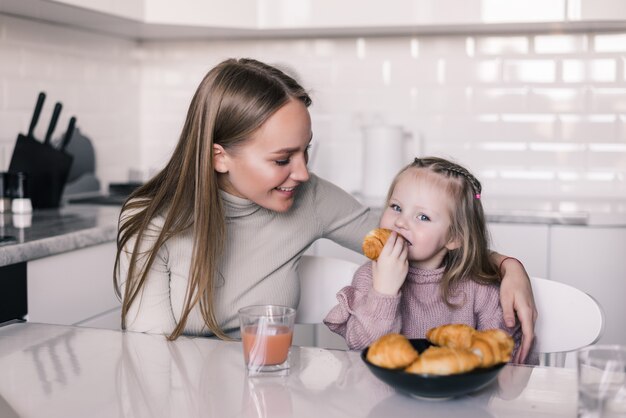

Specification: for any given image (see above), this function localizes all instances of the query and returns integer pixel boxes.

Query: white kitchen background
[1,14,625,200]
[1,5,626,351]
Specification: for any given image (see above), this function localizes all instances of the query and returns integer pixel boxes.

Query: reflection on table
[0,323,578,418]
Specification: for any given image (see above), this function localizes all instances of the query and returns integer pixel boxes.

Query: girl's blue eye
[418,214,430,221]
[390,204,401,212]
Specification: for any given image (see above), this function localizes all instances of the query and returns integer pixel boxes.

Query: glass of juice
[239,305,296,376]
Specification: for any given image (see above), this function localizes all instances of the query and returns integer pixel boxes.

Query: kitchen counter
[357,193,626,227]
[2,194,625,268]
[481,196,626,227]
[0,204,120,267]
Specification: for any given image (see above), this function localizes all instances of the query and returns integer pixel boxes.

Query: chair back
[531,277,604,354]
[296,255,360,324]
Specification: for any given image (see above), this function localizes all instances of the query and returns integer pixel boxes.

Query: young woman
[114,58,536,362]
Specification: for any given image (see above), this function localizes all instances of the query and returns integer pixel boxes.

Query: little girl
[324,157,523,360]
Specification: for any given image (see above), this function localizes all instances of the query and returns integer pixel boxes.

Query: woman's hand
[372,232,409,296]
[496,254,538,363]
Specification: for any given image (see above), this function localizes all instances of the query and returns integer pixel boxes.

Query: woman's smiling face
[380,168,459,269]
[215,99,312,213]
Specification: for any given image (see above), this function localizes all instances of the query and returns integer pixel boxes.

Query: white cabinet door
[549,225,626,345]
[487,223,550,279]
[27,242,120,326]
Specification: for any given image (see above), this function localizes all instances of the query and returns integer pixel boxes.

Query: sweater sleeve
[323,263,402,350]
[118,211,178,335]
[310,175,379,253]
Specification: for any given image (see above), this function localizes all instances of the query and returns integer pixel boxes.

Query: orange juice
[242,324,293,366]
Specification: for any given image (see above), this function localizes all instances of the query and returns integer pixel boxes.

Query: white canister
[361,125,406,202]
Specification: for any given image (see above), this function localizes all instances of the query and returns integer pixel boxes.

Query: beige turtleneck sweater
[120,174,378,336]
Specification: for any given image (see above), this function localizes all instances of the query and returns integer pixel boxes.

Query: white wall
[0,14,141,191]
[1,14,625,200]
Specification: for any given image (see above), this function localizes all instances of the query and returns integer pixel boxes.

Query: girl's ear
[445,234,462,251]
[213,144,229,173]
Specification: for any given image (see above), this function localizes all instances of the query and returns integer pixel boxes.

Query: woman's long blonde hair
[114,58,311,340]
[386,157,499,305]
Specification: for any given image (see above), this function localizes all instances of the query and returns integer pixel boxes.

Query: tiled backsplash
[1,14,625,199]
[0,15,141,190]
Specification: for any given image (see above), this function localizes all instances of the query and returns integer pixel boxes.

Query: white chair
[296,255,360,348]
[296,255,360,324]
[530,277,605,367]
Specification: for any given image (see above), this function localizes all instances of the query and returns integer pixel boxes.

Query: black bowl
[361,339,505,399]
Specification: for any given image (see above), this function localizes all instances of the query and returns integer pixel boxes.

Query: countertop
[357,193,626,227]
[481,196,626,227]
[0,322,580,418]
[2,194,625,268]
[0,204,120,267]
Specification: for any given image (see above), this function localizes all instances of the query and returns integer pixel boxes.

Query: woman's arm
[491,251,538,363]
[311,175,379,252]
[118,213,178,335]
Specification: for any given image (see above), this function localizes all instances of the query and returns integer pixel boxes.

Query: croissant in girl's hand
[362,228,392,260]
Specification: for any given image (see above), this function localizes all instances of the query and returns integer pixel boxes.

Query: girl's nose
[290,155,310,183]
[394,215,407,229]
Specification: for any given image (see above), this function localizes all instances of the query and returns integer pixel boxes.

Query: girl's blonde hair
[386,156,499,305]
[114,58,311,340]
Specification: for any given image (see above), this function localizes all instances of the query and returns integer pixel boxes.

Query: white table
[0,322,578,418]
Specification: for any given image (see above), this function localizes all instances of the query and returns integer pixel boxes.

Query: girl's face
[215,99,312,213]
[380,168,459,269]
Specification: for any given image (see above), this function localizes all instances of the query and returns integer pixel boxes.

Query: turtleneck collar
[219,190,261,218]
[406,264,446,284]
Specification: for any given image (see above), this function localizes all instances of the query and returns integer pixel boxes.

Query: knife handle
[27,92,46,138]
[60,116,76,151]
[44,102,62,145]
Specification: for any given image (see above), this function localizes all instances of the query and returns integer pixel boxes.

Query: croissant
[470,329,515,367]
[405,346,480,376]
[426,324,476,350]
[366,333,419,369]
[362,228,392,261]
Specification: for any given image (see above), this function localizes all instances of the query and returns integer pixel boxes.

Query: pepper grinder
[11,172,32,214]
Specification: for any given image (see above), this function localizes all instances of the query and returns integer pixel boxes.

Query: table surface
[0,322,580,418]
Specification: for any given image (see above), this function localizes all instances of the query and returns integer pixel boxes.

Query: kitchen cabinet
[0,262,26,324]
[27,241,121,327]
[2,0,626,40]
[549,225,626,345]
[487,222,550,279]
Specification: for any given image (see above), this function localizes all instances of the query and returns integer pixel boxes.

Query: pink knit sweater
[324,262,522,357]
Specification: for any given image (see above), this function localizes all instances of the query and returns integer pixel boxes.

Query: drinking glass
[238,305,296,376]
[577,345,626,417]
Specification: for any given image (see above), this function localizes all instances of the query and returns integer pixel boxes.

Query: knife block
[9,135,73,209]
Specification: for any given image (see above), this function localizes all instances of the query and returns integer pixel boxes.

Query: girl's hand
[372,231,409,296]
[498,255,538,363]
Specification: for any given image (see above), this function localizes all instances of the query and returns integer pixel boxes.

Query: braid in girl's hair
[413,157,482,199]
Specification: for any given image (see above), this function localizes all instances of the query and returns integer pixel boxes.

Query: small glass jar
[11,172,32,214]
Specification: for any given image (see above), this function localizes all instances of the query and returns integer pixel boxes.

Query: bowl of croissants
[361,324,515,399]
